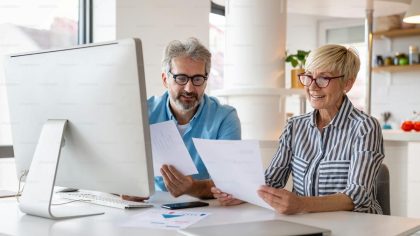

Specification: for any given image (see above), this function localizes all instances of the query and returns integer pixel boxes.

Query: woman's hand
[258,185,304,215]
[211,187,244,206]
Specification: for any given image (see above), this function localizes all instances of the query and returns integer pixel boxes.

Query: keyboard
[57,192,154,209]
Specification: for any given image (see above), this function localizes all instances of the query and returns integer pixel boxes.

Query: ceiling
[212,0,410,18]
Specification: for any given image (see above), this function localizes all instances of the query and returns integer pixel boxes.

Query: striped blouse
[265,96,385,214]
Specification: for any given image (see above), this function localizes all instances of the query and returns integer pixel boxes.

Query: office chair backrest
[376,163,390,215]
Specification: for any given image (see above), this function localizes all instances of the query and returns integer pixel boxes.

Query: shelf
[373,28,420,39]
[211,88,306,97]
[372,64,420,73]
[382,130,420,142]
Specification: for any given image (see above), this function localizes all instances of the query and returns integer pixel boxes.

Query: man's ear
[162,72,168,88]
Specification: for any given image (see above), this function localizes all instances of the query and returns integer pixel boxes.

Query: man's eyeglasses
[298,73,344,88]
[168,71,208,86]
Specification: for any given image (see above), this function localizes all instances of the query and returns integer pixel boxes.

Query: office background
[1,0,420,218]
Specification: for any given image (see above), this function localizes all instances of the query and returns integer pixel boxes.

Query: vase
[291,68,305,89]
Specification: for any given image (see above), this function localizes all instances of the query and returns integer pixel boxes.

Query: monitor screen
[5,38,154,198]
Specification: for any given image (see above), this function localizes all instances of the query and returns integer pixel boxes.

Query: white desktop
[0,192,420,236]
[4,38,154,219]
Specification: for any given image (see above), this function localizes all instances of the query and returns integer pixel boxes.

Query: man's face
[163,56,207,113]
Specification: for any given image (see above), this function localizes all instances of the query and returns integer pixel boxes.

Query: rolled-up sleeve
[341,117,385,213]
[265,120,293,188]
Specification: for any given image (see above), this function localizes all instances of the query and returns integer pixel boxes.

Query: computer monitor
[4,38,154,219]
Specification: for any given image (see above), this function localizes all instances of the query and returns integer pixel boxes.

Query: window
[326,25,364,45]
[0,0,81,145]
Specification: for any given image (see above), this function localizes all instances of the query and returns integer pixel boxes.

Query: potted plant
[285,50,310,89]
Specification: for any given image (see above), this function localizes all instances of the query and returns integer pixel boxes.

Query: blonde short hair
[305,44,360,82]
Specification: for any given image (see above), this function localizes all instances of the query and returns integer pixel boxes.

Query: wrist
[298,196,309,213]
[187,179,214,199]
[185,178,196,195]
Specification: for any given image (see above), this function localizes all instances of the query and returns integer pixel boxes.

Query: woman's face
[303,69,353,111]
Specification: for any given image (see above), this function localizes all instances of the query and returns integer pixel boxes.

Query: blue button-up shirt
[148,91,241,191]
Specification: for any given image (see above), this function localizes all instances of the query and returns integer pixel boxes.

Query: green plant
[285,50,310,69]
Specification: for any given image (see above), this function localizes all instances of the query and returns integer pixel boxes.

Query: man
[148,37,241,199]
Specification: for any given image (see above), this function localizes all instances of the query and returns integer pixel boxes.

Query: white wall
[284,13,319,117]
[285,13,319,88]
[115,0,210,98]
[93,0,116,42]
[372,35,420,126]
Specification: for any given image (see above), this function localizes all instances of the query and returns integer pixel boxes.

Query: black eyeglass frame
[297,73,345,88]
[168,71,208,86]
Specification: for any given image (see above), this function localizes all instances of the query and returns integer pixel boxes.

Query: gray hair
[162,37,211,75]
[305,44,360,82]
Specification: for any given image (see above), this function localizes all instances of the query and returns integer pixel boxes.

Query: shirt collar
[165,92,175,120]
[310,95,354,129]
[310,110,317,127]
[191,95,206,122]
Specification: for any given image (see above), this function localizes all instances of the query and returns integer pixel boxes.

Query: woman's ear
[343,77,355,93]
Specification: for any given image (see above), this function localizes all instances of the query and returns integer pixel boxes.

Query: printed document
[193,138,273,210]
[120,209,210,230]
[150,121,198,176]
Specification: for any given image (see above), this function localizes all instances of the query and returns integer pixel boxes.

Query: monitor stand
[18,119,104,219]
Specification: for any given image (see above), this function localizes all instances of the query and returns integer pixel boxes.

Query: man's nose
[184,79,195,92]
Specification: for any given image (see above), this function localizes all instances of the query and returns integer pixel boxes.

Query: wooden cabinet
[372,64,420,73]
[373,28,420,39]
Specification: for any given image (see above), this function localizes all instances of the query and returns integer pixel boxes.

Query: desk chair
[376,163,390,215]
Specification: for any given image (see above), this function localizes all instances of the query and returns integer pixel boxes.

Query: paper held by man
[150,121,198,176]
[193,138,273,210]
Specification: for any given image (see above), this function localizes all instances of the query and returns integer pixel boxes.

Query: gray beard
[171,91,202,112]
[174,98,200,112]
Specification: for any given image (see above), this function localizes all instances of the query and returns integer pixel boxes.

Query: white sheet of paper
[120,209,210,230]
[150,121,198,176]
[193,138,273,210]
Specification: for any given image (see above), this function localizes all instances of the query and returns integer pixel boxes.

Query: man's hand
[257,185,304,215]
[211,187,244,206]
[121,195,149,202]
[161,164,193,197]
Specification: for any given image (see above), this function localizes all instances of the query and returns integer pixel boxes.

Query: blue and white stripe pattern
[265,96,385,214]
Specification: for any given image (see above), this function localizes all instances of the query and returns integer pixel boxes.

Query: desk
[0,192,419,236]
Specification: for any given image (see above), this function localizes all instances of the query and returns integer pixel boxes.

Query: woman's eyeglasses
[298,73,344,88]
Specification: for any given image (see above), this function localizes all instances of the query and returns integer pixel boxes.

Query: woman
[212,44,385,214]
